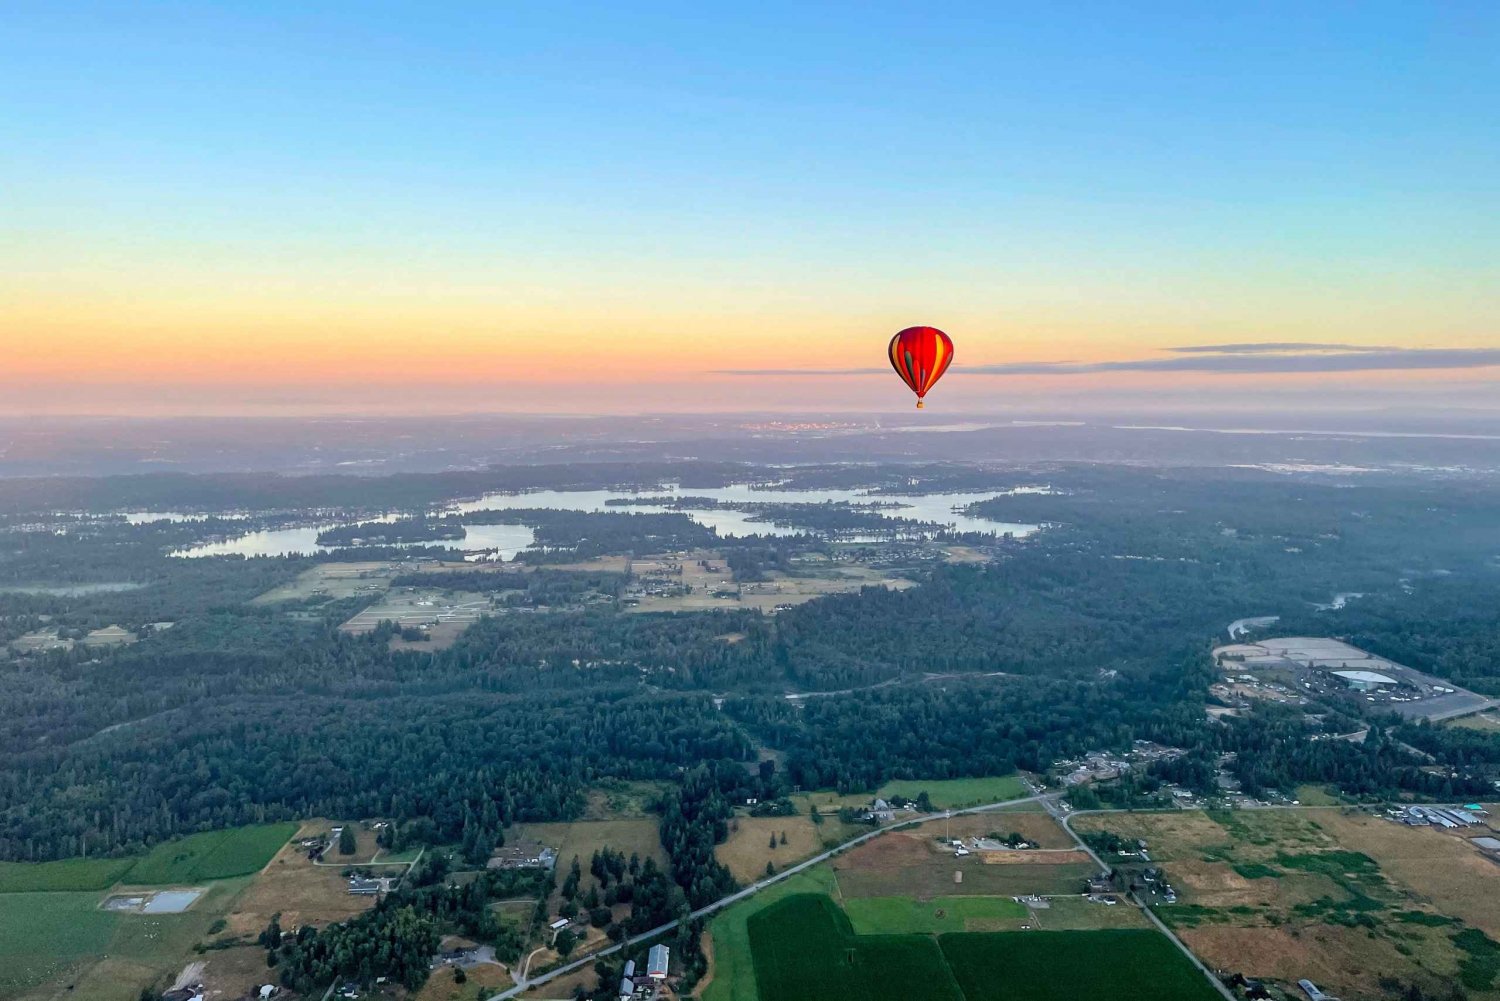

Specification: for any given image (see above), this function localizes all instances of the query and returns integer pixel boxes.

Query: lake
[170,485,1040,559]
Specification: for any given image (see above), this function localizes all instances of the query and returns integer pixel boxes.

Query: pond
[170,486,1041,559]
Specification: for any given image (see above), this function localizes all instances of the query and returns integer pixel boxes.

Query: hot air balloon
[888,326,954,408]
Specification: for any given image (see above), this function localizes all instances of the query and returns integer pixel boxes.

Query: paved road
[487,794,1489,1000]
[1048,802,1238,1001]
[484,791,1055,1000]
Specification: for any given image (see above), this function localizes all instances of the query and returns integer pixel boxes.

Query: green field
[747,894,963,1001]
[0,857,139,893]
[0,892,118,996]
[723,887,1218,1001]
[122,822,298,884]
[704,867,840,1001]
[875,776,1028,810]
[0,878,253,1001]
[940,929,1223,1001]
[845,895,1026,934]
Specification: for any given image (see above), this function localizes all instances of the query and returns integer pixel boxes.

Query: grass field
[844,895,1026,934]
[0,892,118,998]
[876,776,1028,810]
[703,867,839,1001]
[940,929,1222,1001]
[123,823,298,884]
[0,857,139,893]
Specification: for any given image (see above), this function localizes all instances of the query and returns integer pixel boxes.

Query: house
[1298,979,1338,1001]
[259,988,278,1001]
[648,943,670,980]
[348,877,381,895]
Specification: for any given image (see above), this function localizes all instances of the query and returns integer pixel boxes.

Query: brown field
[1313,808,1500,938]
[833,832,1097,899]
[512,819,666,899]
[943,811,1075,849]
[220,821,377,938]
[717,815,829,883]
[251,561,398,604]
[1074,808,1500,1000]
[1181,923,1472,1001]
[417,961,512,1001]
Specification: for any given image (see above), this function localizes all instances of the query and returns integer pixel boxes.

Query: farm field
[844,895,1026,934]
[0,857,138,893]
[940,929,1222,1001]
[834,831,1095,900]
[123,822,298,884]
[1075,807,1500,999]
[875,775,1028,810]
[0,877,252,1001]
[702,867,839,1001]
[1028,894,1150,930]
[626,550,913,614]
[796,774,1028,813]
[747,894,963,1001]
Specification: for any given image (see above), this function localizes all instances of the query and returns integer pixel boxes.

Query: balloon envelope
[888,326,954,408]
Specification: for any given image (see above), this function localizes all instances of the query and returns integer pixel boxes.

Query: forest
[1,460,1498,865]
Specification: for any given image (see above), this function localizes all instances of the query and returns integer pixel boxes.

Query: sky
[2,1,1496,415]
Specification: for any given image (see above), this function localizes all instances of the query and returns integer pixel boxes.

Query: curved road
[1048,802,1236,1001]
[485,792,1055,1000]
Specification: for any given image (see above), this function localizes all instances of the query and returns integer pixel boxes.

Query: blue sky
[2,1,1496,413]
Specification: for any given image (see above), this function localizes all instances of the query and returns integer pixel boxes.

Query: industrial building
[1330,669,1396,692]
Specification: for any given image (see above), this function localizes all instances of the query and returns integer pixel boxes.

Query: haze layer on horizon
[2,3,1496,416]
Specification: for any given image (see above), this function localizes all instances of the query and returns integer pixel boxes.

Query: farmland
[940,929,1222,1001]
[844,895,1026,934]
[122,822,298,884]
[834,830,1096,899]
[0,857,138,893]
[512,818,665,898]
[703,867,840,1001]
[1073,807,1500,999]
[738,891,1218,1001]
[747,894,963,1001]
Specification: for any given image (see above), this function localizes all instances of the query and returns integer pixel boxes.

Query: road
[484,791,1055,1000]
[1047,801,1238,1001]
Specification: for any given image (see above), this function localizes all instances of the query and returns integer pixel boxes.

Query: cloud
[720,345,1500,377]
[1165,342,1389,354]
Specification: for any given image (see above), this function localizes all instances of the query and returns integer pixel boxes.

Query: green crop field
[122,822,298,884]
[845,895,1026,934]
[940,929,1223,1001]
[875,776,1028,810]
[747,894,962,1001]
[704,867,839,1001]
[0,892,118,997]
[0,857,138,893]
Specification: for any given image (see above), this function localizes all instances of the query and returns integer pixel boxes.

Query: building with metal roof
[647,944,670,980]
